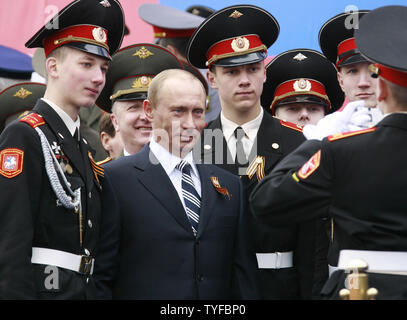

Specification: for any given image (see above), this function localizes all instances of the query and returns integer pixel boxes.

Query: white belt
[256,252,293,269]
[31,247,94,275]
[337,250,407,275]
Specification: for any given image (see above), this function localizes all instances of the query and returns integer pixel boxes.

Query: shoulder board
[280,120,303,132]
[96,157,113,166]
[328,127,377,142]
[18,112,45,128]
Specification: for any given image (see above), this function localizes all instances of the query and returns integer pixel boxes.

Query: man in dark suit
[93,69,259,299]
[250,5,407,299]
[186,5,318,299]
[0,0,124,299]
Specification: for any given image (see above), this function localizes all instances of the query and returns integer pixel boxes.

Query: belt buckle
[275,252,282,269]
[79,255,93,275]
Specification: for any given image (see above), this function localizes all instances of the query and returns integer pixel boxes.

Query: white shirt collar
[41,98,80,137]
[149,138,199,178]
[220,107,263,142]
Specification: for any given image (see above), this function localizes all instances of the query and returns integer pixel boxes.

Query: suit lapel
[135,146,194,236]
[34,101,86,180]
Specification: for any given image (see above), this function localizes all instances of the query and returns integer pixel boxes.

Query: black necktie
[234,126,248,166]
[73,128,80,148]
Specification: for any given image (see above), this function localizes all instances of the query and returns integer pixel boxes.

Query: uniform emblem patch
[297,150,321,179]
[0,148,24,178]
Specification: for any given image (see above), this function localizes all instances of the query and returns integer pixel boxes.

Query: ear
[110,112,120,133]
[337,70,345,92]
[143,99,153,121]
[100,131,112,153]
[263,64,267,84]
[45,57,58,79]
[207,69,218,89]
[377,78,388,102]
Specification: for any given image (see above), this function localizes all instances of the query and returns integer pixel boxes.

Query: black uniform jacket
[250,113,407,299]
[197,111,324,299]
[93,144,259,299]
[0,100,102,299]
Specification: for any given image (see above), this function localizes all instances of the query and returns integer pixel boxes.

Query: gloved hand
[303,100,367,140]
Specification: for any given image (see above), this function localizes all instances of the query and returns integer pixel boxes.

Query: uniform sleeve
[93,167,121,299]
[0,122,43,299]
[249,139,334,225]
[232,179,261,299]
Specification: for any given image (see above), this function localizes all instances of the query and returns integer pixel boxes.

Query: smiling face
[337,61,378,107]
[111,99,152,155]
[208,61,266,118]
[144,70,206,158]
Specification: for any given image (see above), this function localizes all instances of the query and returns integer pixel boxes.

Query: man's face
[146,77,206,157]
[274,103,325,126]
[111,100,152,151]
[337,61,377,106]
[207,61,266,113]
[56,48,109,109]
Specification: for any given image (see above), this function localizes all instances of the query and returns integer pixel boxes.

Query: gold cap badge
[14,87,32,99]
[293,78,311,92]
[231,37,250,52]
[92,27,107,43]
[133,46,154,59]
[293,53,307,61]
[229,10,243,19]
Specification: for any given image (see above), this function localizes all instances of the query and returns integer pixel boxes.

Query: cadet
[0,82,45,133]
[98,112,123,161]
[250,5,407,299]
[187,5,319,299]
[96,43,183,157]
[0,0,124,299]
[262,49,344,126]
[319,9,382,127]
[139,3,221,123]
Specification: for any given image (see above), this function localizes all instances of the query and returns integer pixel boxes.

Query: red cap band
[43,24,109,57]
[271,78,330,113]
[336,37,358,67]
[375,63,407,88]
[206,34,267,67]
[153,26,196,38]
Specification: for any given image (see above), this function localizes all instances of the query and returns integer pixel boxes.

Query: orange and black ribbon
[246,156,265,181]
[210,176,231,200]
[88,151,104,184]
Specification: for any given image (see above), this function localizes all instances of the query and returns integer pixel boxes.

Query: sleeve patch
[297,150,321,180]
[328,127,376,141]
[0,148,24,178]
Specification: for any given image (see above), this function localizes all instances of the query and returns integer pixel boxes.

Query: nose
[238,70,250,87]
[182,112,195,129]
[298,108,310,121]
[358,69,372,88]
[92,67,105,86]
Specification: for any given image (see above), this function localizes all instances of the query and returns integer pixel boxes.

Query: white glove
[303,100,366,141]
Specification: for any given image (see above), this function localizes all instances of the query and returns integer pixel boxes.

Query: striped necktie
[176,160,201,236]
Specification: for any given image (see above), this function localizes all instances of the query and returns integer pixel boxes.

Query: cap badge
[99,0,111,8]
[231,37,250,52]
[133,46,154,59]
[92,27,107,44]
[14,87,32,99]
[229,10,243,19]
[293,53,307,61]
[192,9,200,15]
[293,78,311,92]
[132,76,152,89]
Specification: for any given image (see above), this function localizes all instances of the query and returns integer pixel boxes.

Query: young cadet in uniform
[0,0,124,299]
[96,43,183,157]
[187,5,320,299]
[261,49,345,298]
[250,5,407,299]
[94,69,259,299]
[139,3,221,123]
[262,49,344,126]
[0,82,45,133]
[319,9,382,127]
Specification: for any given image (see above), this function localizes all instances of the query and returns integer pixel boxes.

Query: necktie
[176,160,201,236]
[73,128,80,147]
[234,126,248,166]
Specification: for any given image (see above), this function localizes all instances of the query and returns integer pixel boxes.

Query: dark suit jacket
[0,100,101,299]
[94,144,259,299]
[198,111,327,299]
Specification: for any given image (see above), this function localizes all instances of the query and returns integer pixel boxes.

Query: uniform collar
[220,107,263,142]
[41,98,80,137]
